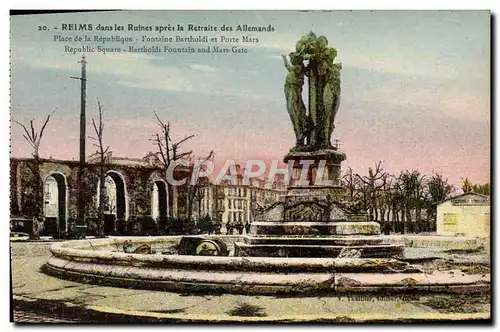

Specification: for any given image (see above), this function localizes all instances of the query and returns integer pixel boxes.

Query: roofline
[436,192,490,205]
[10,156,192,172]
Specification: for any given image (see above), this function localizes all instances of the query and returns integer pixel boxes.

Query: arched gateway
[43,172,68,235]
[96,170,128,234]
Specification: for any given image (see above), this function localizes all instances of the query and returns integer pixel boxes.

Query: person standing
[226,222,234,235]
[214,220,222,235]
[235,220,244,235]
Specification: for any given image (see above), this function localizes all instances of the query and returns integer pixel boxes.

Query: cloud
[269,55,283,60]
[12,45,280,100]
[14,49,230,96]
[187,64,216,72]
[359,80,490,122]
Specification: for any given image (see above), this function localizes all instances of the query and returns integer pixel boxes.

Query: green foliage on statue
[283,31,342,151]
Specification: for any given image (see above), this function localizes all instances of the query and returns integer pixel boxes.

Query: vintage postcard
[9,10,491,323]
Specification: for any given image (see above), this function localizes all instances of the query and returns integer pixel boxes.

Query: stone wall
[10,157,191,225]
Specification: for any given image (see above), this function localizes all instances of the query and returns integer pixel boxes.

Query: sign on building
[443,213,458,232]
[451,197,489,206]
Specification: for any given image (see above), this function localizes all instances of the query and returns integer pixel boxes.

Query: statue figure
[282,52,308,150]
[324,62,342,148]
[283,32,342,151]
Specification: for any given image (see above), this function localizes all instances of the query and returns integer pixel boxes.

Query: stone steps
[251,221,381,236]
[243,235,384,246]
[234,242,404,258]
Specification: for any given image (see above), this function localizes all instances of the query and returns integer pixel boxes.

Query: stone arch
[43,172,68,233]
[149,171,170,218]
[152,179,168,220]
[108,170,128,221]
[96,170,129,221]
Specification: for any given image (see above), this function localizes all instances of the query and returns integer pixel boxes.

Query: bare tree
[461,177,473,194]
[150,111,194,219]
[13,109,56,238]
[381,175,400,233]
[397,170,426,233]
[377,174,395,233]
[388,176,405,233]
[472,182,489,196]
[341,166,361,202]
[425,172,455,231]
[88,99,110,236]
[427,173,455,203]
[356,161,389,221]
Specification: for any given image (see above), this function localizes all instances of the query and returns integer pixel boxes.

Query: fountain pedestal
[234,150,404,258]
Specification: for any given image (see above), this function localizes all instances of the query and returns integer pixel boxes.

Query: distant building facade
[196,165,286,231]
[436,192,490,237]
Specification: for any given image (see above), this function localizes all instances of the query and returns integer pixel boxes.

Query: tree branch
[174,134,195,147]
[13,120,35,143]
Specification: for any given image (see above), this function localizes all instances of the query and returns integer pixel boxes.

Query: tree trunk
[165,181,170,218]
[98,168,106,237]
[416,206,422,233]
[29,158,42,240]
[402,209,407,234]
[387,209,393,233]
[372,191,378,221]
[394,210,398,233]
[172,185,178,219]
[406,209,412,234]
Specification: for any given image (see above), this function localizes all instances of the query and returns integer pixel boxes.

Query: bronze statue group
[283,32,342,151]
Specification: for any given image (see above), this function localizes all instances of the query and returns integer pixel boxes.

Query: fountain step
[45,256,490,295]
[45,238,489,295]
[251,221,381,236]
[243,235,384,246]
[234,242,404,258]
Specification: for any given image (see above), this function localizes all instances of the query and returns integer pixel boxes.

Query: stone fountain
[234,32,402,258]
[44,33,489,296]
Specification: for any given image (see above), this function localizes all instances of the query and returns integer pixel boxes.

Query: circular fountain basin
[45,236,490,295]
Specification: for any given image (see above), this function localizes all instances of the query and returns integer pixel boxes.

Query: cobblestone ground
[13,310,78,323]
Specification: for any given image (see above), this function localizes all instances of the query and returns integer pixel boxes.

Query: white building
[436,192,490,237]
[196,165,286,228]
[198,183,285,226]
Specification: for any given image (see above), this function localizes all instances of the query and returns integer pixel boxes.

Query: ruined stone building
[10,155,191,234]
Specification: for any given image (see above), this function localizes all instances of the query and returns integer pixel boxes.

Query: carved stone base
[233,241,404,258]
[241,220,403,258]
[283,188,347,222]
[284,149,346,189]
[255,149,348,224]
[245,149,403,258]
[251,221,381,236]
[243,235,384,246]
